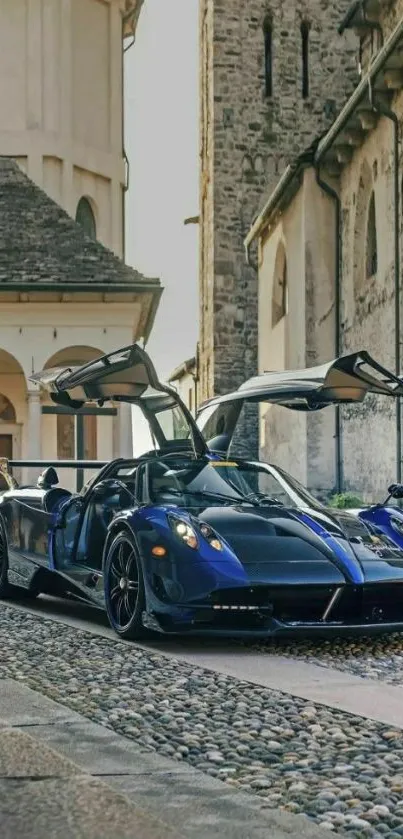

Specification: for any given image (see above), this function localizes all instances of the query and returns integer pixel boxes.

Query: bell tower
[0,0,162,489]
[0,0,142,258]
[199,0,358,447]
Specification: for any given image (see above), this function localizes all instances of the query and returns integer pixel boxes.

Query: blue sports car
[1,345,403,640]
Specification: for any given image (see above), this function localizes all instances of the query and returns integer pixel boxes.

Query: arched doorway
[0,349,27,485]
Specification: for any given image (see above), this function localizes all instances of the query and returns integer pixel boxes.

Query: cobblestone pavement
[245,634,403,685]
[3,605,403,838]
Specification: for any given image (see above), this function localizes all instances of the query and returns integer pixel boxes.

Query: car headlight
[199,522,223,551]
[168,515,198,549]
[391,516,403,536]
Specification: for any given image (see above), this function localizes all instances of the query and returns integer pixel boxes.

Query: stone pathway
[0,679,336,839]
[3,604,403,837]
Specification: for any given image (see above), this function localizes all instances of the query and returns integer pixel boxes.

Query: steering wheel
[93,479,136,503]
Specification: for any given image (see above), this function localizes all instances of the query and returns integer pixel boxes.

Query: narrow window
[301,21,310,99]
[358,36,364,76]
[366,191,378,278]
[84,414,97,460]
[57,414,75,459]
[76,197,97,240]
[272,248,288,328]
[263,17,273,98]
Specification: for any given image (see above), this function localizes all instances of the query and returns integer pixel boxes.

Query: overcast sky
[124,0,199,380]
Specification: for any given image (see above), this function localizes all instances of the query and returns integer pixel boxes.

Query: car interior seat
[148,461,185,504]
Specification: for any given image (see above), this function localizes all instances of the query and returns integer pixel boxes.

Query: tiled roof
[168,357,197,383]
[123,0,144,38]
[0,157,160,292]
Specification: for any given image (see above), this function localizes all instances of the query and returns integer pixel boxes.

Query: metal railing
[7,460,108,492]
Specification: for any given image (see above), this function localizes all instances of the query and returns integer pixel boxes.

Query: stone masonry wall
[198,0,359,455]
[338,87,403,502]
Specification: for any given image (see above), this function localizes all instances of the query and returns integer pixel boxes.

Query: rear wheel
[0,521,10,597]
[104,531,148,640]
[0,519,39,600]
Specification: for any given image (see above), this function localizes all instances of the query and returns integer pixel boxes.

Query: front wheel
[104,531,147,640]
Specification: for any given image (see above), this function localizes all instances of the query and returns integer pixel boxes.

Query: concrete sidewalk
[0,727,180,839]
[0,679,344,839]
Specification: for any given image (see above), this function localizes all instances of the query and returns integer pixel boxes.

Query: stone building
[198,0,359,437]
[168,357,198,416]
[245,1,403,502]
[0,0,161,489]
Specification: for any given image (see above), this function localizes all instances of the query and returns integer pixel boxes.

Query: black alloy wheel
[0,521,10,597]
[104,531,148,640]
[0,518,39,600]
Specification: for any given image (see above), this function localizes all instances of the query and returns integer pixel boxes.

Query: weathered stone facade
[198,0,358,443]
[248,3,403,502]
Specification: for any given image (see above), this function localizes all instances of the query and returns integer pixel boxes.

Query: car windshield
[147,457,295,507]
[274,465,326,509]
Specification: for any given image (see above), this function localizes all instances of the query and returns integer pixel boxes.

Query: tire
[0,518,39,600]
[104,530,148,640]
[0,520,11,597]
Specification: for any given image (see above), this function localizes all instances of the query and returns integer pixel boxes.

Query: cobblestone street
[4,603,403,838]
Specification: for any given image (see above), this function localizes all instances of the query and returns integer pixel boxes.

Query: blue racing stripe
[293,511,364,584]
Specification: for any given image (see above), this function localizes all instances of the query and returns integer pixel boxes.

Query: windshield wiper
[243,491,283,506]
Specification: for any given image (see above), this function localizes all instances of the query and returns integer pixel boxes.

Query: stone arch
[0,394,16,423]
[75,196,97,240]
[0,349,27,424]
[0,350,27,471]
[353,158,373,295]
[272,241,288,328]
[44,345,104,371]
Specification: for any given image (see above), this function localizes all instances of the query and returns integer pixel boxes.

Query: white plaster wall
[257,170,340,494]
[303,169,338,495]
[170,371,197,415]
[0,0,125,256]
[338,104,400,502]
[258,190,307,485]
[0,297,138,488]
[0,300,139,381]
[256,93,403,501]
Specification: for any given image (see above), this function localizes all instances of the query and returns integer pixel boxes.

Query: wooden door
[0,434,12,459]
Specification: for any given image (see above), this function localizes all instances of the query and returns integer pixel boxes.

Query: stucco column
[118,403,133,458]
[23,391,42,485]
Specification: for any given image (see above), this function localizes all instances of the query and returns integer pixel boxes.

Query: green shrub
[327,492,365,509]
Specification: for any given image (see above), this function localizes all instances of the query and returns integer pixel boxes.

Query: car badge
[211,462,238,467]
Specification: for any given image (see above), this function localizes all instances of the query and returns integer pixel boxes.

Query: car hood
[196,503,403,583]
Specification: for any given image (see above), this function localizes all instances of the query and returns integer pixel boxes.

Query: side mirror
[207,434,230,455]
[388,483,403,499]
[38,467,59,489]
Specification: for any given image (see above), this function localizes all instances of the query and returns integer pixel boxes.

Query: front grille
[190,584,403,628]
[327,584,403,624]
[210,585,334,622]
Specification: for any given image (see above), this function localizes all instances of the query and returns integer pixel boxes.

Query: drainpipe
[122,15,135,259]
[368,83,401,482]
[315,168,343,494]
[361,0,384,48]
